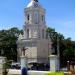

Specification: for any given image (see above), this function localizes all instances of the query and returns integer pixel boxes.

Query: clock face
[34,3,38,7]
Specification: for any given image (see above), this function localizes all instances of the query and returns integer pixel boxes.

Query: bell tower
[17,0,52,64]
[24,0,46,39]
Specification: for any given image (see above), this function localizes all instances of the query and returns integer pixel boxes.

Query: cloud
[47,19,75,40]
[61,20,75,29]
[60,20,75,40]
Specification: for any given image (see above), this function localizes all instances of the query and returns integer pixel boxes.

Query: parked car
[10,62,21,69]
[29,62,49,71]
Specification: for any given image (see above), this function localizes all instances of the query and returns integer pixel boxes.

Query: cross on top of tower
[32,0,38,2]
[34,0,38,2]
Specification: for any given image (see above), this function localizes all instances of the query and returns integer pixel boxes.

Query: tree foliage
[0,27,75,67]
[0,27,23,61]
[46,27,75,67]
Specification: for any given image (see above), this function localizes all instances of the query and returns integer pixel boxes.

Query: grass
[45,72,64,75]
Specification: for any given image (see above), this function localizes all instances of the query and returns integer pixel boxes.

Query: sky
[0,0,75,40]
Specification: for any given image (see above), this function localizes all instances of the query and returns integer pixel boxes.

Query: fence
[8,69,71,75]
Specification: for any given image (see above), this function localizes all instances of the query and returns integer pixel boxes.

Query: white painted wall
[49,55,59,72]
[8,69,49,75]
[8,69,70,75]
[0,57,6,75]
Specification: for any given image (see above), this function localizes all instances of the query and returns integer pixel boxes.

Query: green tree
[0,27,23,61]
[46,27,75,67]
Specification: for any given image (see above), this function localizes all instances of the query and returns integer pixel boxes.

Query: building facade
[17,0,52,64]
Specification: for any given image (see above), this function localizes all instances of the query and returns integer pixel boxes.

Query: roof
[27,0,42,8]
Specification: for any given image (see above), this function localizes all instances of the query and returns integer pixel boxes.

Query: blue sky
[0,0,75,40]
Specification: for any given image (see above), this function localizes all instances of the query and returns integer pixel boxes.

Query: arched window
[42,29,44,38]
[42,15,44,22]
[27,13,32,23]
[27,14,29,21]
[34,11,39,24]
[27,29,29,38]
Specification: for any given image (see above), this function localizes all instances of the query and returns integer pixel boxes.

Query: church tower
[24,0,46,39]
[17,0,52,64]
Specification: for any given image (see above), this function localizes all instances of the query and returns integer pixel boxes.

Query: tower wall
[17,0,52,64]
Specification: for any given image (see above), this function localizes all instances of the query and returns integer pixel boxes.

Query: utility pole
[48,34,52,55]
[57,36,60,57]
[57,35,60,70]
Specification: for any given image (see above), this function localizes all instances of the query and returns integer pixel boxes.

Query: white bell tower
[24,0,46,39]
[17,0,52,64]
